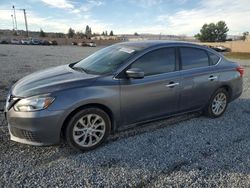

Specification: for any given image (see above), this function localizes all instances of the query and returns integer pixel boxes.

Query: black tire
[205,88,229,118]
[65,108,111,151]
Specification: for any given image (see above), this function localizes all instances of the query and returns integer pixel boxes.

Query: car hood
[11,64,99,97]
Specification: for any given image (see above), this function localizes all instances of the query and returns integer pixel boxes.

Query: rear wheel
[65,108,111,151]
[205,88,229,118]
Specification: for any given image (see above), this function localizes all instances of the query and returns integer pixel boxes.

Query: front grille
[9,126,23,137]
[10,126,40,142]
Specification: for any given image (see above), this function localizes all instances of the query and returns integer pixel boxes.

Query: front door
[119,47,181,125]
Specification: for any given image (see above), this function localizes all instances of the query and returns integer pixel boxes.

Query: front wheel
[205,88,229,118]
[65,108,111,151]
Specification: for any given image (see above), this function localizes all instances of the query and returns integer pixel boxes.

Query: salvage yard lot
[0,44,250,187]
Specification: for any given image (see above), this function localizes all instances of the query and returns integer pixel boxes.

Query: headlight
[14,96,55,112]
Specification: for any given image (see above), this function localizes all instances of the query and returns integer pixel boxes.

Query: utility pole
[22,9,29,37]
[12,5,18,31]
[11,15,15,31]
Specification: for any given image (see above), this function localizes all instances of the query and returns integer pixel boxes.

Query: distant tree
[194,23,217,42]
[195,21,229,42]
[102,31,105,36]
[241,31,249,41]
[92,32,100,36]
[67,28,75,38]
[109,30,114,36]
[85,25,92,39]
[105,31,108,36]
[134,32,139,36]
[76,31,85,39]
[216,21,229,41]
[39,29,46,37]
[54,32,65,38]
[12,30,18,36]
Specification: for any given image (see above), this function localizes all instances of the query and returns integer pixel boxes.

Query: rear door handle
[166,82,179,88]
[208,75,218,81]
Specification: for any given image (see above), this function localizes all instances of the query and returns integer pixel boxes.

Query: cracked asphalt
[0,44,250,187]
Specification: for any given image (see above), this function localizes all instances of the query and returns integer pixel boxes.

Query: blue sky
[0,0,249,35]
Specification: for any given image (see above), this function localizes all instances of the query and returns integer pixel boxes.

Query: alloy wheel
[211,92,227,115]
[72,114,106,147]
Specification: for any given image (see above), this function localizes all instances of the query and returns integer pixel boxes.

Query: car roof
[120,40,202,48]
[118,40,222,57]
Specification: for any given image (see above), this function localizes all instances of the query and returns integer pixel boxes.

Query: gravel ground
[0,44,250,187]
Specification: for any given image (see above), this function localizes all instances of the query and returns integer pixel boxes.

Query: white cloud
[40,0,74,9]
[0,7,111,33]
[39,0,104,15]
[130,0,162,7]
[155,0,250,35]
[0,0,109,34]
[72,9,81,14]
[78,0,104,12]
[1,0,249,35]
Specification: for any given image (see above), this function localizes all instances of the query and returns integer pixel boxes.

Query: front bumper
[6,108,65,146]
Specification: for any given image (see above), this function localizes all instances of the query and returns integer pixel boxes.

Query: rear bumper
[230,89,242,102]
[230,77,243,102]
[6,108,65,146]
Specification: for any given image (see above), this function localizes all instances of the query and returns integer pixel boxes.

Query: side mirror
[126,68,144,79]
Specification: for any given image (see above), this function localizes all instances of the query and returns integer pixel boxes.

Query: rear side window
[208,52,220,65]
[131,48,176,76]
[180,47,209,70]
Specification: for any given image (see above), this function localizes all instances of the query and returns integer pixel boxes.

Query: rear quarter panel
[213,59,243,101]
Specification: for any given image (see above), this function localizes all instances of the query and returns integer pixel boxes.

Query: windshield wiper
[71,66,87,73]
[71,65,102,75]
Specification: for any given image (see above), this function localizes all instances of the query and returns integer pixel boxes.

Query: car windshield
[73,45,142,75]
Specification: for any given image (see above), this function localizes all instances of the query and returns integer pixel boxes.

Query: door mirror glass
[126,68,144,79]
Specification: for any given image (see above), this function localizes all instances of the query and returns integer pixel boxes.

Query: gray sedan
[5,41,243,151]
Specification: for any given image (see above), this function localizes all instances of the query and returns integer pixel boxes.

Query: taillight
[236,66,244,77]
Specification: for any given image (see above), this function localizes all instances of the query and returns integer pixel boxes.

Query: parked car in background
[72,42,77,45]
[5,41,243,151]
[21,38,31,45]
[212,45,231,52]
[78,42,87,46]
[11,39,20,45]
[49,40,58,45]
[0,39,9,44]
[41,40,50,45]
[31,38,41,45]
[78,41,97,47]
[86,42,97,47]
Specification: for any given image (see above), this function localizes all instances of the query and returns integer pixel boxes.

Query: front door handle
[166,82,179,88]
[208,75,218,81]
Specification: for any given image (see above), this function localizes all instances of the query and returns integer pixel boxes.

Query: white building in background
[246,35,250,42]
[122,34,197,42]
[91,36,118,40]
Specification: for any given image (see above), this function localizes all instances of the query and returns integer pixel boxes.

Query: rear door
[178,47,219,111]
[119,47,181,126]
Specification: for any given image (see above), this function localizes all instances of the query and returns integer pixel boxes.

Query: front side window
[131,48,176,76]
[180,47,209,70]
